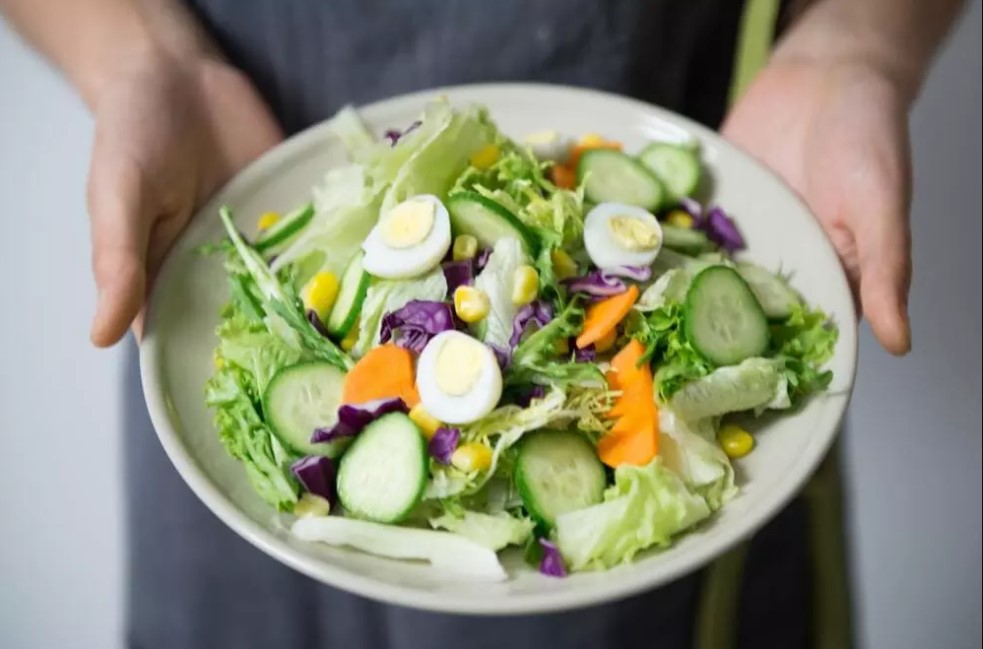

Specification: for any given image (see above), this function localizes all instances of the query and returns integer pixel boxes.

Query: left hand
[722,58,912,355]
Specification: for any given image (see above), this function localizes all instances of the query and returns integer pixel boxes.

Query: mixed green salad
[204,99,837,581]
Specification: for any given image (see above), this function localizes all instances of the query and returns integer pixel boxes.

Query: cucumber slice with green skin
[263,361,347,457]
[336,413,427,524]
[255,204,315,254]
[661,224,714,255]
[515,430,606,528]
[638,143,701,199]
[326,250,371,338]
[578,149,665,211]
[684,266,770,366]
[736,262,801,320]
[446,191,538,255]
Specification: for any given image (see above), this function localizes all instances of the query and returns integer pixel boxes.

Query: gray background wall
[1,4,980,648]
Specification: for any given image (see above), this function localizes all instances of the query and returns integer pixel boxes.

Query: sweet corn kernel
[303,271,340,320]
[553,337,570,356]
[579,133,608,147]
[454,286,490,323]
[718,424,755,459]
[257,211,281,231]
[409,404,444,440]
[452,234,479,262]
[511,265,540,306]
[340,318,360,352]
[595,327,617,353]
[293,493,332,518]
[550,249,579,280]
[213,351,225,370]
[665,210,695,229]
[450,442,493,472]
[470,144,501,170]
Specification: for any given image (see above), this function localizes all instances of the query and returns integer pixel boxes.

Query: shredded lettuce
[508,299,605,388]
[352,268,448,358]
[473,237,530,349]
[429,511,535,551]
[636,269,692,312]
[554,457,710,571]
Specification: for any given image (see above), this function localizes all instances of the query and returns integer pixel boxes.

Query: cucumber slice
[326,250,371,338]
[638,143,701,199]
[578,149,665,211]
[515,430,606,528]
[264,361,347,457]
[336,413,427,523]
[684,266,770,366]
[255,204,315,254]
[446,191,538,255]
[736,262,801,320]
[661,224,713,255]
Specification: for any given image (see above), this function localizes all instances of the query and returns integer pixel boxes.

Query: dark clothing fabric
[125,2,823,648]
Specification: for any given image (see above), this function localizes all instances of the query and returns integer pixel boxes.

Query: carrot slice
[576,285,639,349]
[342,344,420,407]
[597,422,656,468]
[550,164,577,190]
[597,339,659,467]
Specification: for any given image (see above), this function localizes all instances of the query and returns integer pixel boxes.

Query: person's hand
[87,49,282,346]
[722,58,912,355]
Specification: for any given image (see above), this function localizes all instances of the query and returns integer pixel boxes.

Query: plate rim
[139,81,859,615]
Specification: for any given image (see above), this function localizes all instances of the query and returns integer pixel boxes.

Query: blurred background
[1,4,980,648]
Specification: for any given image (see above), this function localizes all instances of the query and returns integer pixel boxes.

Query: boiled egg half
[416,331,503,425]
[362,194,451,278]
[583,202,663,269]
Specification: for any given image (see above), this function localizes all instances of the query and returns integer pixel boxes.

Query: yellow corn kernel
[303,271,340,320]
[340,318,360,352]
[550,249,579,280]
[409,404,444,440]
[595,327,617,353]
[451,443,493,473]
[213,350,225,370]
[452,234,479,262]
[470,144,501,170]
[293,493,332,518]
[718,424,755,459]
[257,211,281,231]
[553,337,570,356]
[511,265,540,306]
[454,286,490,323]
[665,209,695,229]
[579,133,608,147]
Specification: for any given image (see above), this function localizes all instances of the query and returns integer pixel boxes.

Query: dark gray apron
[123,2,847,647]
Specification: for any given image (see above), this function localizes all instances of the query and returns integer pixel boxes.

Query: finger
[87,148,151,347]
[855,200,912,356]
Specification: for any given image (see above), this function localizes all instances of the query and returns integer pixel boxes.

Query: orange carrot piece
[597,339,659,467]
[550,164,577,190]
[342,344,420,407]
[576,285,639,349]
[597,422,656,468]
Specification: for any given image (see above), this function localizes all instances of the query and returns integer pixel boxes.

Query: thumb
[87,150,151,347]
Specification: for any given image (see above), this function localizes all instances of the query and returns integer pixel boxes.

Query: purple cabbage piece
[514,385,546,408]
[489,343,512,370]
[538,539,567,578]
[701,205,745,252]
[509,300,555,347]
[306,309,330,338]
[383,119,422,146]
[475,247,493,272]
[677,196,703,220]
[290,456,337,505]
[379,300,457,354]
[427,427,461,464]
[310,397,408,444]
[602,265,652,282]
[575,344,596,362]
[562,270,627,297]
[441,261,474,295]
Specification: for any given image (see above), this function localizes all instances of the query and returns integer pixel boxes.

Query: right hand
[87,49,282,346]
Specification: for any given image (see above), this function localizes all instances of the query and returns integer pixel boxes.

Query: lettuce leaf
[658,408,737,511]
[769,304,838,401]
[351,268,448,358]
[508,299,605,388]
[668,357,790,421]
[554,457,710,571]
[473,237,530,349]
[429,510,535,551]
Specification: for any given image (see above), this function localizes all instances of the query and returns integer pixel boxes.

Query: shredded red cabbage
[701,206,745,252]
[475,247,493,272]
[310,397,408,444]
[290,456,337,505]
[383,120,422,146]
[538,538,567,577]
[427,427,461,464]
[514,385,546,407]
[489,343,512,370]
[562,270,626,296]
[441,260,474,295]
[575,343,596,362]
[603,265,653,282]
[380,300,458,354]
[306,309,330,338]
[510,300,555,347]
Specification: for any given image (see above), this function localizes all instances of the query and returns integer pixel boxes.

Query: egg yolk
[381,198,435,248]
[435,336,483,396]
[607,215,660,251]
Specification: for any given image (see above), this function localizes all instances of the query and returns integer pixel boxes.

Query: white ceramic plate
[140,83,858,615]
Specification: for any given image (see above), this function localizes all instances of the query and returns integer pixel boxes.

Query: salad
[203,98,837,581]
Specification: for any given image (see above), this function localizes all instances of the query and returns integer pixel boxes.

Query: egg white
[362,194,451,279]
[583,202,663,269]
[523,130,572,163]
[416,331,503,425]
